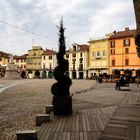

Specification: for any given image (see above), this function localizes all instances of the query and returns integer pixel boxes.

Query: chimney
[113,30,116,34]
[125,27,129,31]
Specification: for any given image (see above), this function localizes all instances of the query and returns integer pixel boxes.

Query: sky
[0,0,136,55]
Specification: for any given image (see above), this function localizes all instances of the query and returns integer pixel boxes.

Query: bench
[118,83,130,90]
[16,130,37,140]
[115,80,130,91]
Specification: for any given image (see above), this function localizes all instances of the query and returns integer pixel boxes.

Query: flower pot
[53,96,72,115]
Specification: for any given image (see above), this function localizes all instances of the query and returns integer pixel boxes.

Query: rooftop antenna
[32,39,34,47]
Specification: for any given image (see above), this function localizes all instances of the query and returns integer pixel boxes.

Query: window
[103,50,106,56]
[79,64,83,70]
[125,48,129,54]
[73,64,75,70]
[80,53,82,57]
[66,54,69,58]
[43,64,45,69]
[96,51,100,57]
[0,57,2,61]
[28,59,32,63]
[49,55,52,60]
[72,59,76,64]
[49,63,52,69]
[112,59,115,66]
[72,53,76,57]
[110,49,115,55]
[92,52,94,57]
[79,58,83,63]
[124,39,130,46]
[73,46,76,51]
[125,59,129,66]
[110,41,115,48]
[43,56,45,60]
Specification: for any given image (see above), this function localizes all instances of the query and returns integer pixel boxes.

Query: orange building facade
[109,27,140,80]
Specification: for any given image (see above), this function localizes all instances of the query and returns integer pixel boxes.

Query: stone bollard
[16,130,37,140]
[35,114,50,126]
[45,105,53,114]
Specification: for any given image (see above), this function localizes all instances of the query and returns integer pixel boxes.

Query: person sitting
[115,75,127,90]
[119,75,126,85]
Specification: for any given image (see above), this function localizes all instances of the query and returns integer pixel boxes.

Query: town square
[0,0,140,140]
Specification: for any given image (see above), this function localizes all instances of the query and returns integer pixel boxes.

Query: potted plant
[51,18,72,115]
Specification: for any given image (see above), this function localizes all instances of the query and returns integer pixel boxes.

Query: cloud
[0,0,136,55]
[87,0,136,38]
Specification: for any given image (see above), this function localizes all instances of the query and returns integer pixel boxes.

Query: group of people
[96,76,103,83]
[96,76,107,83]
[115,75,129,90]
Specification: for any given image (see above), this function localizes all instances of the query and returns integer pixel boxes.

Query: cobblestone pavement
[0,79,96,140]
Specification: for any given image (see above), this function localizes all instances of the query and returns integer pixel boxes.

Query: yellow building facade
[0,51,9,66]
[41,49,57,78]
[26,46,44,78]
[0,51,9,77]
[88,38,109,78]
[13,54,27,78]
[13,54,27,70]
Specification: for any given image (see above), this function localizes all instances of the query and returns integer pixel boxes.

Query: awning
[113,69,120,71]
[125,69,132,71]
[136,69,140,71]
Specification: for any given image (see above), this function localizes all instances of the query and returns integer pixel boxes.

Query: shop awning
[113,69,120,71]
[125,69,132,71]
[136,69,140,71]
